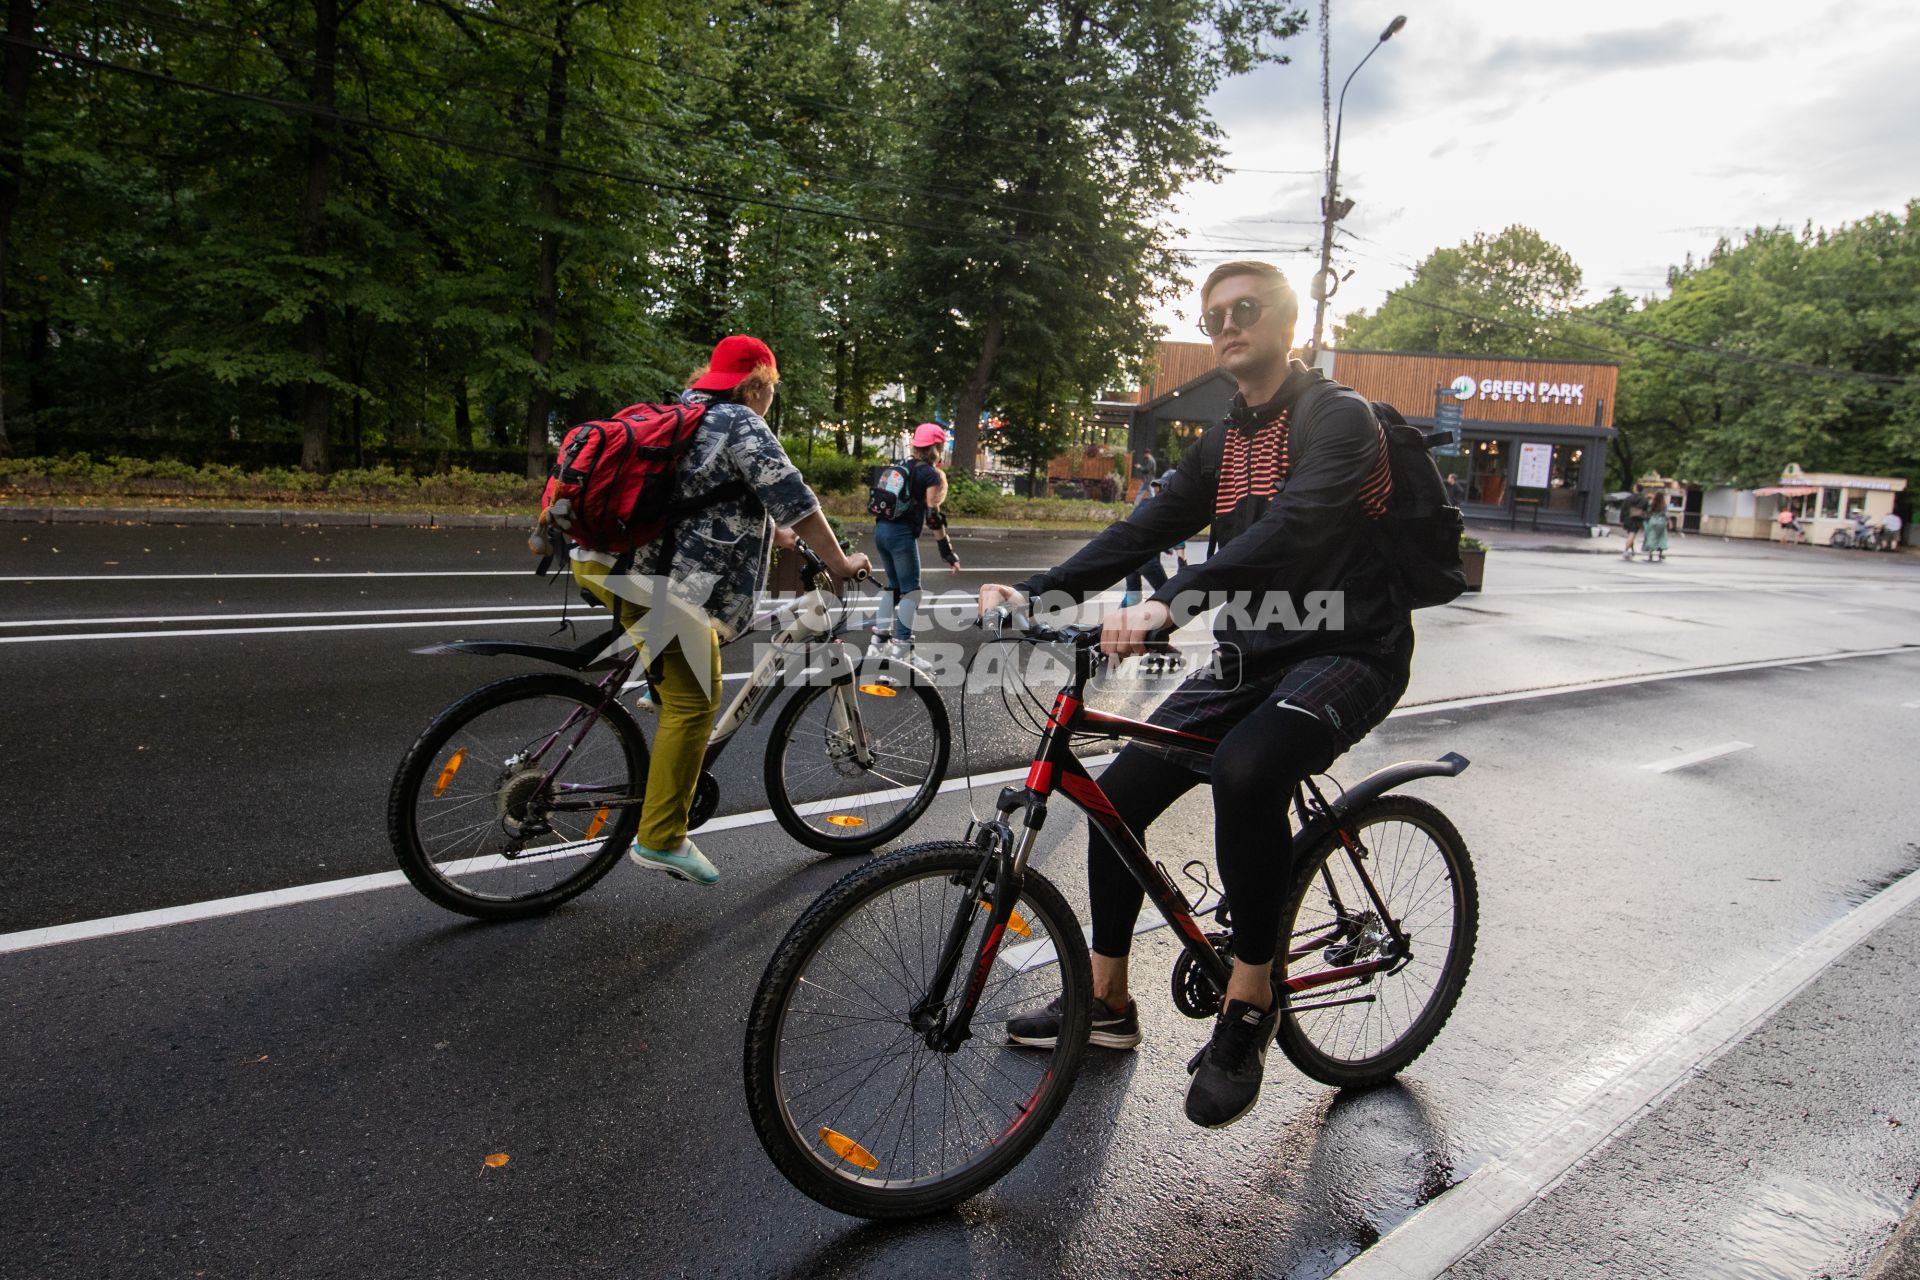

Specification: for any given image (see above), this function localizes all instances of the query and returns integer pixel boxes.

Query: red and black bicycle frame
[928,636,1411,1051]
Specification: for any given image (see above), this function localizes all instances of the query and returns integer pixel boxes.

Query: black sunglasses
[1197,297,1267,338]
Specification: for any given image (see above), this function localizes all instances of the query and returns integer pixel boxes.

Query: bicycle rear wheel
[1276,794,1477,1089]
[744,841,1091,1219]
[764,659,950,854]
[388,673,647,920]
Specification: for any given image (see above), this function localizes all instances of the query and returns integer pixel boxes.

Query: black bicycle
[744,612,1477,1218]
[387,542,949,919]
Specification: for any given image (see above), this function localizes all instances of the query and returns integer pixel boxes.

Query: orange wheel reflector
[856,683,898,697]
[818,1127,879,1171]
[584,806,610,841]
[433,748,467,798]
[980,902,1032,937]
[824,814,867,828]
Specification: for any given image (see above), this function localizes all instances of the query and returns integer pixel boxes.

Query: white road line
[0,754,1116,956]
[0,564,1060,585]
[1640,741,1754,773]
[0,570,533,582]
[0,616,573,643]
[6,646,1916,953]
[1904,700,1920,709]
[1388,645,1915,718]
[1330,864,1920,1280]
[0,604,561,629]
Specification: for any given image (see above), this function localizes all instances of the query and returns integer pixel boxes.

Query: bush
[794,451,871,495]
[942,471,1004,517]
[1460,533,1488,553]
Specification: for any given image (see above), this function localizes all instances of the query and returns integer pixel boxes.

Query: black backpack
[1367,400,1469,608]
[867,460,917,521]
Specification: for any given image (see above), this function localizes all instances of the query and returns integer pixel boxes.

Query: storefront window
[1547,446,1585,511]
[1466,439,1507,506]
[1820,487,1843,519]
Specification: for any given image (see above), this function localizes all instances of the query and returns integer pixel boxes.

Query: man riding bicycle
[978,261,1412,1129]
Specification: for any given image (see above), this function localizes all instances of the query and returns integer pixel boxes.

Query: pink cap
[911,422,949,449]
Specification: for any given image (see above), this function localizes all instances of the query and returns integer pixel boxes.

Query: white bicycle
[388,541,950,919]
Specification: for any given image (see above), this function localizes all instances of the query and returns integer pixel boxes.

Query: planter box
[1460,548,1487,592]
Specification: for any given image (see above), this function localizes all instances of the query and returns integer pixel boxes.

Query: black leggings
[1087,703,1339,967]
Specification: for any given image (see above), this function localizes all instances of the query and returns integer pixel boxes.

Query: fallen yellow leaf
[483,1153,509,1169]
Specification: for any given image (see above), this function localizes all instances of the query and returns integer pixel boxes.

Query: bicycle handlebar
[977,605,1102,650]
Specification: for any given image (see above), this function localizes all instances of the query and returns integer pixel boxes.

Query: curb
[0,505,1109,539]
[1865,1191,1920,1280]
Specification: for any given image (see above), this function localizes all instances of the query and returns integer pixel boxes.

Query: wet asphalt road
[2,520,1919,1278]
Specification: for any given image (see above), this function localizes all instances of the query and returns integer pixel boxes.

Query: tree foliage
[1336,225,1590,358]
[0,0,1298,476]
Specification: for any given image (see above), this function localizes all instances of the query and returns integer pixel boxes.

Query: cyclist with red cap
[865,422,952,660]
[571,334,869,886]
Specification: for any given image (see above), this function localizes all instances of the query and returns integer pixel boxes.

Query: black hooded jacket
[1015,359,1412,673]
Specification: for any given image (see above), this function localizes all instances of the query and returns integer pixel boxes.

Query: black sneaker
[1183,997,1281,1128]
[1006,995,1142,1050]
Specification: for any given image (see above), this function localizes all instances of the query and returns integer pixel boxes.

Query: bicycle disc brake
[1170,931,1234,1019]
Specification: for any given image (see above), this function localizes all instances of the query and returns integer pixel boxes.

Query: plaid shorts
[1135,649,1409,774]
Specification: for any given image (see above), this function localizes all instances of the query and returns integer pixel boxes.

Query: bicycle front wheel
[744,841,1092,1219]
[1276,794,1477,1089]
[388,673,648,920]
[764,659,950,854]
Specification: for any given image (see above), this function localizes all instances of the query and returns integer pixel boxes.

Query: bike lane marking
[1329,862,1920,1280]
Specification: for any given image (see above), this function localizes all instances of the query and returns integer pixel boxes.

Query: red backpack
[539,402,707,555]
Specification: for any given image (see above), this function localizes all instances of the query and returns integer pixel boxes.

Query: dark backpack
[539,402,707,555]
[1367,400,1469,608]
[867,460,917,521]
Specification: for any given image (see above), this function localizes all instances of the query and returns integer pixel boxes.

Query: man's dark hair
[1200,260,1300,339]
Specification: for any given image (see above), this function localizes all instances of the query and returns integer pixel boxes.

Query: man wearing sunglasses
[981,261,1412,1129]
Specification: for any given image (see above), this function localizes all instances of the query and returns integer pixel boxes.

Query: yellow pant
[571,559,723,851]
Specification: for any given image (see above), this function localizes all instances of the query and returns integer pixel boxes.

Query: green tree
[1337,225,1588,358]
[883,0,1305,474]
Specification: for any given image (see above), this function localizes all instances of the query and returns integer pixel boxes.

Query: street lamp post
[1308,14,1406,356]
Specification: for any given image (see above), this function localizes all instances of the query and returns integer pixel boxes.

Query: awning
[1752,485,1819,497]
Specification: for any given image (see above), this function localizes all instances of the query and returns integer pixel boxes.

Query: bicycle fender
[1298,752,1470,847]
[409,634,614,670]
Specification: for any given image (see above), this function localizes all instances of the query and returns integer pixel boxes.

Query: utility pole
[1308,15,1407,356]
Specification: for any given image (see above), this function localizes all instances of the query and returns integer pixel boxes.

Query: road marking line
[0,604,562,629]
[0,754,1116,956]
[6,647,1915,954]
[1330,863,1920,1280]
[0,570,535,582]
[0,565,1058,585]
[1902,700,1920,709]
[1389,645,1915,719]
[1640,741,1753,773]
[0,616,575,643]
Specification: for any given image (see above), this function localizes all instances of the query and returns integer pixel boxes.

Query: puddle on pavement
[1700,1174,1901,1280]
[1846,841,1920,906]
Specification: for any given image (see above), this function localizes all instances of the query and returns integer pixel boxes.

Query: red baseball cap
[691,334,778,391]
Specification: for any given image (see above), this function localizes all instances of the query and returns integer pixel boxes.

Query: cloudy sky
[1156,0,1920,340]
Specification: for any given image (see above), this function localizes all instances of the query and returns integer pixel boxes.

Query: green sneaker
[628,838,719,885]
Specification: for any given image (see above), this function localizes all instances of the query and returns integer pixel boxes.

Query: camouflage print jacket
[572,390,819,639]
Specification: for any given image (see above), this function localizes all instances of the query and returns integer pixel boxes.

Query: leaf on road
[483,1153,509,1169]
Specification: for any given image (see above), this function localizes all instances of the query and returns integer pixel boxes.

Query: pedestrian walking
[865,422,950,658]
[1621,490,1649,559]
[1445,471,1465,507]
[566,334,869,886]
[1120,474,1171,606]
[1641,492,1671,562]
[1881,510,1903,550]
